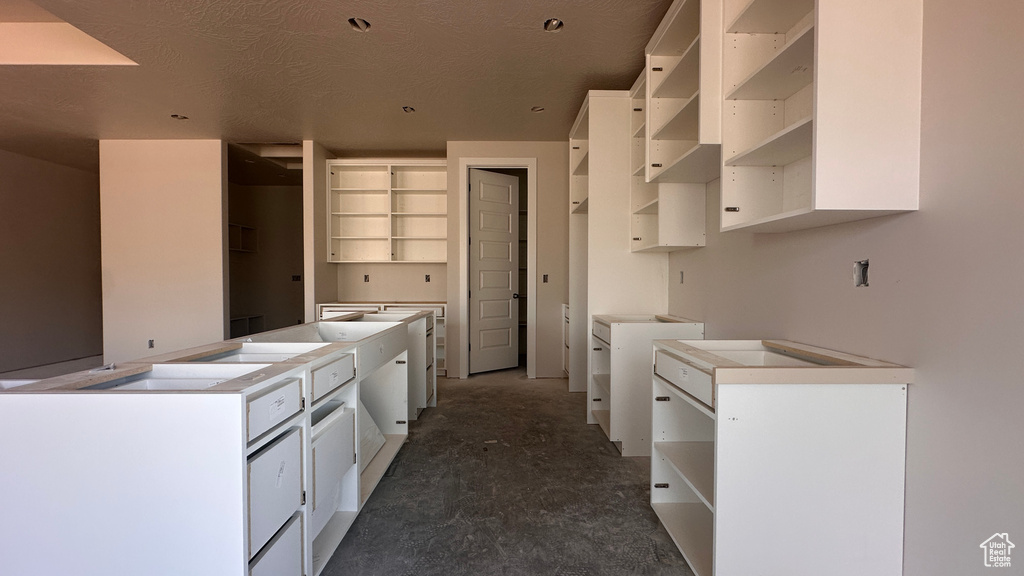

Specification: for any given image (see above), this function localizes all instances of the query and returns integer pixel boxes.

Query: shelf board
[655,442,715,510]
[570,196,589,214]
[592,373,611,397]
[311,510,359,576]
[632,163,645,177]
[648,0,700,55]
[633,121,647,138]
[331,188,389,193]
[392,188,446,192]
[360,434,407,504]
[331,236,388,240]
[392,213,447,217]
[651,502,714,576]
[651,35,701,99]
[651,91,699,141]
[633,242,702,253]
[572,150,590,176]
[726,116,812,166]
[726,23,814,101]
[651,142,721,183]
[727,0,814,33]
[332,212,388,216]
[634,198,659,215]
[393,236,445,240]
[332,259,447,264]
[592,409,611,438]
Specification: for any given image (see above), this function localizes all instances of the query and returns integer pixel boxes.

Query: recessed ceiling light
[531,106,545,113]
[170,114,189,120]
[402,106,416,113]
[348,18,370,32]
[543,18,563,32]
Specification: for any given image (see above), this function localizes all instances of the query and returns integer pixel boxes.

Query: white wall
[666,2,1023,573]
[337,263,446,302]
[99,140,226,364]
[0,148,102,372]
[446,141,569,379]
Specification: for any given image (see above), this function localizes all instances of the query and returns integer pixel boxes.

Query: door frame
[457,158,537,379]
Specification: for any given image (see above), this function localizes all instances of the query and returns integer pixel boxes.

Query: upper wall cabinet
[645,0,723,184]
[327,159,447,263]
[720,0,922,233]
[631,74,706,252]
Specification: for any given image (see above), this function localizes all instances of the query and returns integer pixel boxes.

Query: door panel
[469,168,519,374]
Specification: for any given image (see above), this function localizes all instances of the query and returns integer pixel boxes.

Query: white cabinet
[327,160,447,262]
[569,107,590,214]
[651,339,912,576]
[562,304,569,376]
[630,73,707,252]
[589,315,704,456]
[720,0,922,232]
[0,321,410,576]
[644,0,722,184]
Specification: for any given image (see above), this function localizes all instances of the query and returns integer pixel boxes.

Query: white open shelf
[328,160,447,263]
[726,23,814,101]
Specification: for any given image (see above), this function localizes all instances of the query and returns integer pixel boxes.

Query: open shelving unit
[630,1,711,253]
[651,338,913,576]
[645,0,722,185]
[720,0,922,233]
[327,160,447,262]
[569,106,590,214]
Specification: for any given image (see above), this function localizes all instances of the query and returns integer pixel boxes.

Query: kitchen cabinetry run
[651,339,912,576]
[0,319,412,576]
[328,160,447,262]
[720,0,922,232]
[589,314,704,456]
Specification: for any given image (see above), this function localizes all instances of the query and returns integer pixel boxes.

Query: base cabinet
[651,339,912,576]
[588,314,704,456]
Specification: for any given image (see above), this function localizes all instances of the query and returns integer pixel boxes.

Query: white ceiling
[0,0,673,172]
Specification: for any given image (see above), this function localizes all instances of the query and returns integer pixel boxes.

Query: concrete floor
[325,367,693,576]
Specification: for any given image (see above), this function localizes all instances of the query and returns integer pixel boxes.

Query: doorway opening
[226,144,304,338]
[457,158,537,379]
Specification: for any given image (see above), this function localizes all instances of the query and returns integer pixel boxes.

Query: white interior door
[469,168,519,374]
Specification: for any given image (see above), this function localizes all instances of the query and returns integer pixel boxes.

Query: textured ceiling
[0,0,673,171]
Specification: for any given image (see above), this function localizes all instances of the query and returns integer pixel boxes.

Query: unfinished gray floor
[324,367,692,576]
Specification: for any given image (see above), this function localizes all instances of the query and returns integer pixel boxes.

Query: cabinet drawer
[247,379,302,443]
[312,354,355,403]
[593,321,611,344]
[358,329,405,378]
[310,404,355,539]
[249,512,302,576]
[248,428,303,558]
[655,350,714,410]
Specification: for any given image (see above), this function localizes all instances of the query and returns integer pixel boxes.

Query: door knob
[512,293,520,299]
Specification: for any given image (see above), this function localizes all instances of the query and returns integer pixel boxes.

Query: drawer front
[592,321,611,345]
[249,513,303,576]
[248,428,303,558]
[655,350,714,409]
[247,379,303,442]
[382,304,444,318]
[312,354,355,403]
[310,407,355,538]
[320,305,381,319]
[425,332,435,367]
[357,329,405,378]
